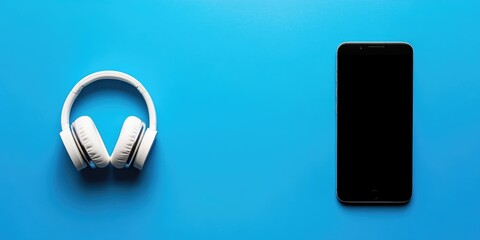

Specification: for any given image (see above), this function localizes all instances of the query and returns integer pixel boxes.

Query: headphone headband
[61,71,157,131]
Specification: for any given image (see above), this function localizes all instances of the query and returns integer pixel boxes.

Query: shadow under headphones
[60,71,157,171]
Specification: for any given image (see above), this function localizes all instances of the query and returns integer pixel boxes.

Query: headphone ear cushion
[111,116,145,168]
[72,116,110,168]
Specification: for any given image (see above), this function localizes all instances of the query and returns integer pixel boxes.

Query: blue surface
[0,1,479,239]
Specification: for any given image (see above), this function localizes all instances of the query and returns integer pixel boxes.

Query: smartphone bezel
[336,42,413,204]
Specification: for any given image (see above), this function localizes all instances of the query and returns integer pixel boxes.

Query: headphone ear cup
[60,129,88,171]
[72,116,110,168]
[111,116,145,168]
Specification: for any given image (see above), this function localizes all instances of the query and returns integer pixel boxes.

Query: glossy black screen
[337,43,413,203]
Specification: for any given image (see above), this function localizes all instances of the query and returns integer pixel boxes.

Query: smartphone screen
[336,43,413,203]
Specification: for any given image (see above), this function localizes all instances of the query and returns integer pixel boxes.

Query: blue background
[0,1,479,239]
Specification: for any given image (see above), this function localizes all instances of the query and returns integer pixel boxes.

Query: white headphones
[60,70,157,171]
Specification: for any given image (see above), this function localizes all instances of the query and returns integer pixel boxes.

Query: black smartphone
[336,42,413,204]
